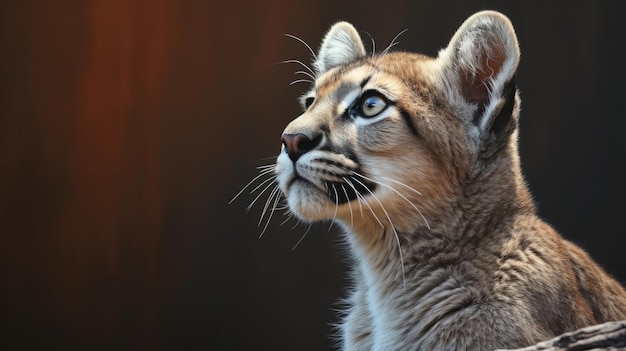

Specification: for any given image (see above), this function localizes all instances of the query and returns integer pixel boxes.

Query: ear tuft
[314,22,366,75]
[438,11,520,121]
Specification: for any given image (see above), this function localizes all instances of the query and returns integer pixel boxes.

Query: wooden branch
[497,320,626,351]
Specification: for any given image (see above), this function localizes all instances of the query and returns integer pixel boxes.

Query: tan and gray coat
[273,11,626,351]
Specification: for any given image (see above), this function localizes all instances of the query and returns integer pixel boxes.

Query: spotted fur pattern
[273,11,626,350]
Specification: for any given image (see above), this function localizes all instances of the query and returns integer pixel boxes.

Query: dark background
[1,1,624,350]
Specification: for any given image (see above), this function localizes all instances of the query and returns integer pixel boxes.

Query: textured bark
[498,320,626,351]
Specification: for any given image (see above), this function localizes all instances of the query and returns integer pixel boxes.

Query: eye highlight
[352,90,390,119]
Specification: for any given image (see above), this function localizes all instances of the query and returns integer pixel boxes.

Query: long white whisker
[329,184,340,232]
[379,176,423,196]
[252,156,279,162]
[383,29,408,56]
[340,184,354,229]
[280,211,294,226]
[256,164,276,171]
[369,32,376,57]
[259,185,280,227]
[229,167,275,204]
[291,219,301,230]
[354,172,430,230]
[361,30,376,60]
[290,79,314,86]
[351,176,407,289]
[343,177,365,219]
[370,28,408,75]
[282,59,315,75]
[260,186,282,238]
[292,224,313,251]
[294,70,316,81]
[248,173,277,196]
[345,177,383,227]
[284,33,318,61]
[247,179,277,212]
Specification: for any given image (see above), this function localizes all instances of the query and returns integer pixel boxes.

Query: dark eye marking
[360,76,372,88]
[398,108,419,136]
[349,90,392,119]
[304,97,315,109]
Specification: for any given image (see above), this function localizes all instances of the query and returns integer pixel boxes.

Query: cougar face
[277,56,466,231]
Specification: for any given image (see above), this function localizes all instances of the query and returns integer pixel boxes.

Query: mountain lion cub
[271,10,626,350]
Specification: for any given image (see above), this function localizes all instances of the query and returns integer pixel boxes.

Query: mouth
[286,173,376,206]
[326,177,376,205]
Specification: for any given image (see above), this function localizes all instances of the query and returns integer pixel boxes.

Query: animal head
[276,11,522,233]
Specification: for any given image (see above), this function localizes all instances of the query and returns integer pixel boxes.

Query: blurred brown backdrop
[1,1,624,350]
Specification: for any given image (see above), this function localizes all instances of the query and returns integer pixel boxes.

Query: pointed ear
[314,22,366,75]
[437,11,520,132]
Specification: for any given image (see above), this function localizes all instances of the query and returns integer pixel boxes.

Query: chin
[285,182,337,221]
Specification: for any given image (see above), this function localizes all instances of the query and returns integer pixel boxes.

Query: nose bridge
[282,111,328,139]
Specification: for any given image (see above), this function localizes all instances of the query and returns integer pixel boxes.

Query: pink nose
[281,133,319,162]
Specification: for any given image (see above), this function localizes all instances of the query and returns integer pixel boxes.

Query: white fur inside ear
[436,11,520,132]
[314,22,366,75]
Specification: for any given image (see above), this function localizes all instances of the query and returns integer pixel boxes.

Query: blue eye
[357,91,388,118]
